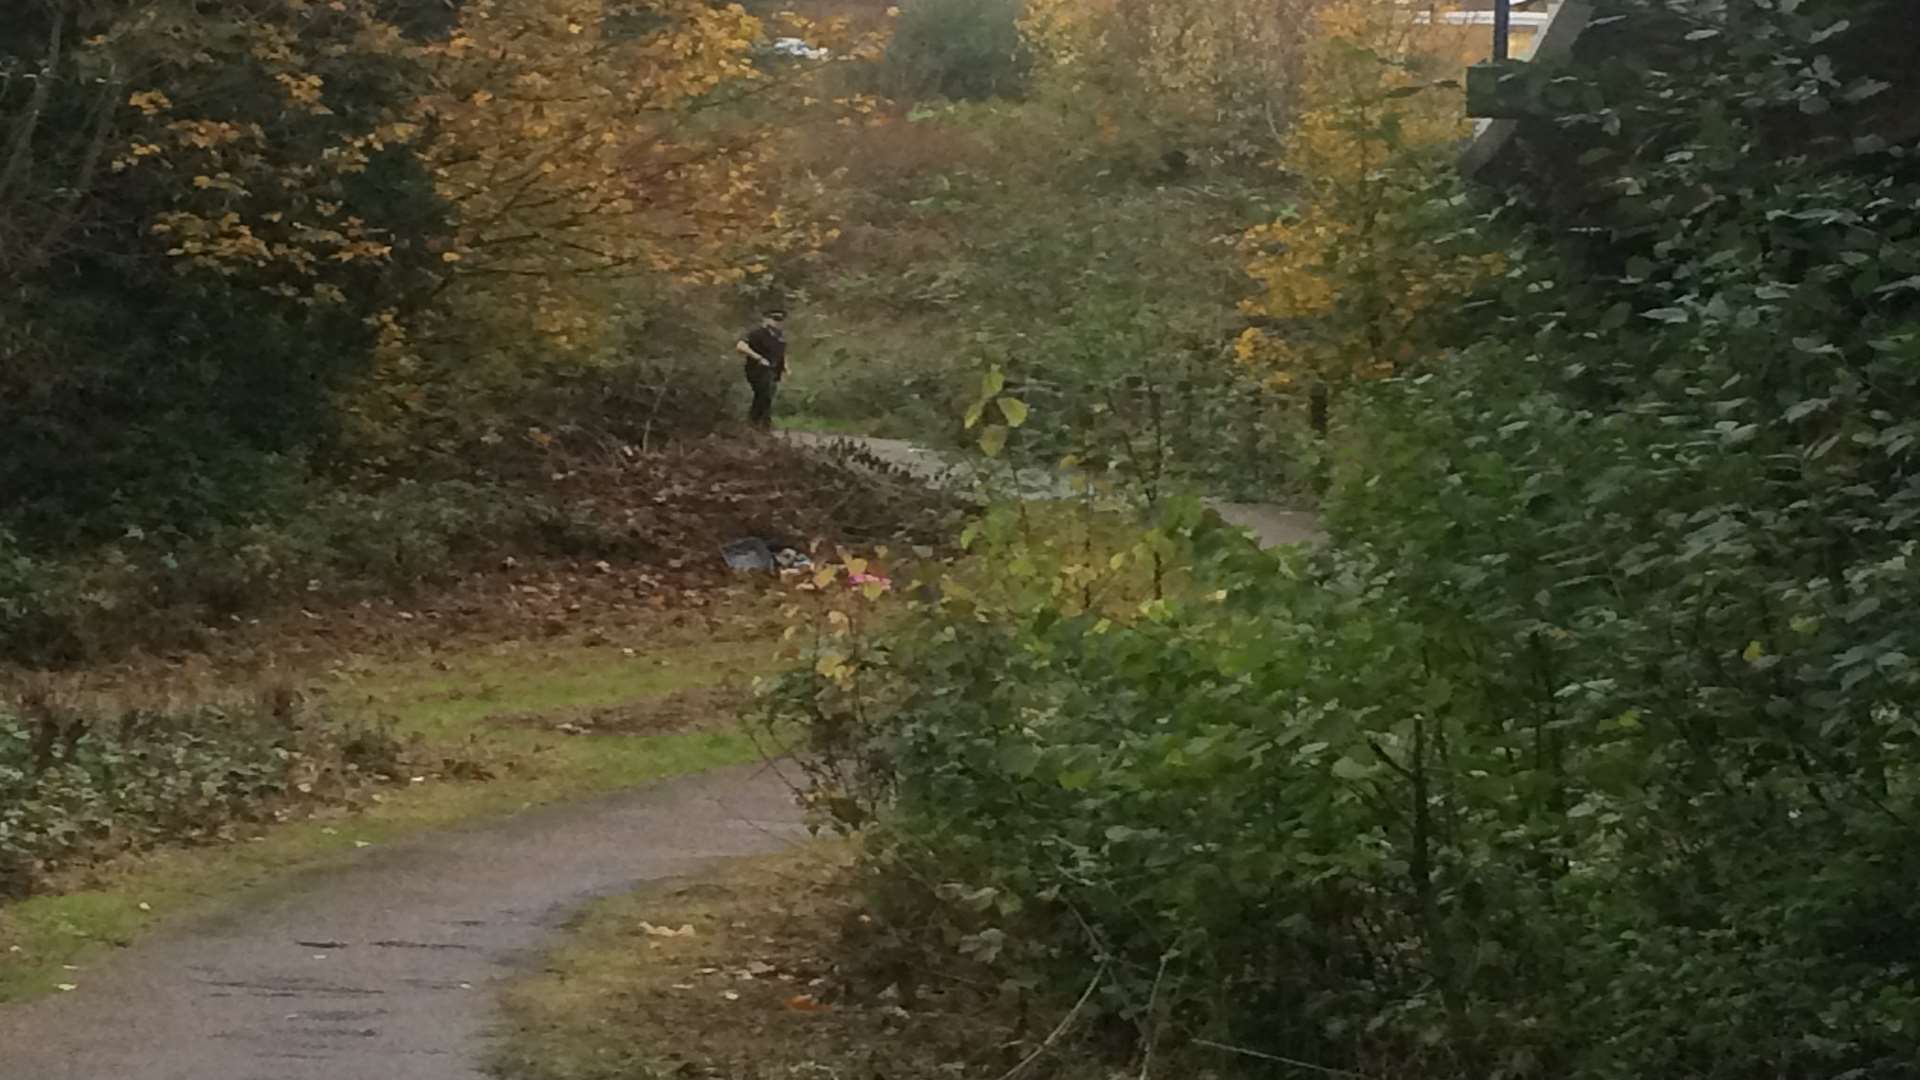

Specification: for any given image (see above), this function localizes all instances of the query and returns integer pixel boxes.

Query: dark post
[1493,0,1512,61]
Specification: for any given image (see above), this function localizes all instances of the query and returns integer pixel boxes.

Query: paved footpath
[782,432,1326,549]
[0,763,803,1080]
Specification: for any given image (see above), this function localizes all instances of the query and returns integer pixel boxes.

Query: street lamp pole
[1493,0,1513,60]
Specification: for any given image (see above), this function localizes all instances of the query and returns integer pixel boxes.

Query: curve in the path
[1203,501,1327,549]
[782,431,1326,548]
[0,762,803,1080]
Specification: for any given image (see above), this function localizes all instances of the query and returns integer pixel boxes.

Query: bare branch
[995,962,1107,1080]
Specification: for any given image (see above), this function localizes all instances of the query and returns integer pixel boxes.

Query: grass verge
[494,844,1121,1080]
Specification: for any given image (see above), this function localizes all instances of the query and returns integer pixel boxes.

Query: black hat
[765,307,789,319]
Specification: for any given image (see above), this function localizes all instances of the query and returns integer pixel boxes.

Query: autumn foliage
[1236,0,1495,392]
[0,0,872,538]
[1021,0,1320,163]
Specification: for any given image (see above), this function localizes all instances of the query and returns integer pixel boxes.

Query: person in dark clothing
[735,308,788,429]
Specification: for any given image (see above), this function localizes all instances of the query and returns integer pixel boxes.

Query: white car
[769,37,829,61]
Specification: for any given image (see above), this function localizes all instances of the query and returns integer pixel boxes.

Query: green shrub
[769,3,1920,1076]
[880,0,1032,102]
[775,494,1920,1078]
[0,5,448,547]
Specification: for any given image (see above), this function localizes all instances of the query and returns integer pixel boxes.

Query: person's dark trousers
[745,362,777,429]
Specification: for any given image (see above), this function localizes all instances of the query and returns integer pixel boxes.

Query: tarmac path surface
[0,762,803,1080]
[781,431,1327,548]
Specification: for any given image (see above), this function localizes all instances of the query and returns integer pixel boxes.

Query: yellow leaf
[128,90,173,116]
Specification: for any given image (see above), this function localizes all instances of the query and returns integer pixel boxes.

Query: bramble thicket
[769,2,1920,1078]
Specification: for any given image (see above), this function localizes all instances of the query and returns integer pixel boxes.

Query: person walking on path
[736,308,788,430]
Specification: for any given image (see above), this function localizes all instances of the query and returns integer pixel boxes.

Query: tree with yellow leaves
[1236,1,1497,430]
[1021,0,1321,165]
[0,0,877,531]
[336,0,885,463]
[408,1,854,352]
[1,0,453,532]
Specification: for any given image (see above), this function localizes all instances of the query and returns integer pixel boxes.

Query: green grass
[0,631,780,1003]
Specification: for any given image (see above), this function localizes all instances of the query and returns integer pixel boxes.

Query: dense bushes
[771,2,1920,1077]
[782,497,1920,1077]
[0,1,449,543]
